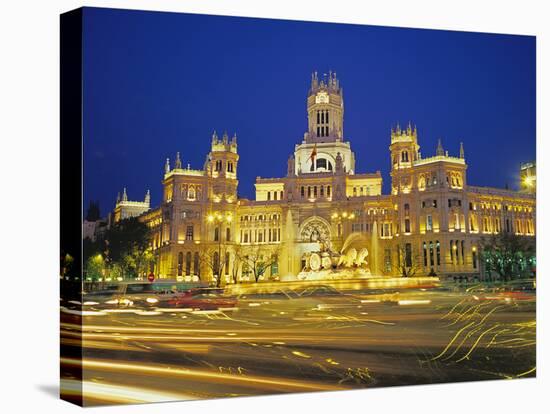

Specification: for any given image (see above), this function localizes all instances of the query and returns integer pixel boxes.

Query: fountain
[296,231,373,280]
[281,209,296,280]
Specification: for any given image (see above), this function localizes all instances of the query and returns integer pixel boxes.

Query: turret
[306,70,344,142]
[389,122,420,170]
[287,155,295,177]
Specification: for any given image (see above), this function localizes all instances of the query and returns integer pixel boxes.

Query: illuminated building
[113,188,151,222]
[116,72,536,282]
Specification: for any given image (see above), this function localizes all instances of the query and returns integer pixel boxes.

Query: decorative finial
[459,142,465,159]
[436,139,444,156]
[122,187,128,202]
[165,157,170,174]
[144,189,150,204]
[212,130,218,144]
[175,151,182,169]
[116,192,121,204]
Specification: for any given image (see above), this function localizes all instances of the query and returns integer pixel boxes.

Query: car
[83,281,206,308]
[167,287,238,310]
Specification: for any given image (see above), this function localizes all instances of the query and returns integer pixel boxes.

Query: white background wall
[0,1,547,413]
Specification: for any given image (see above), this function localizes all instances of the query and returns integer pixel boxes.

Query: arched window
[177,252,183,276]
[185,252,191,275]
[225,252,230,275]
[226,227,231,242]
[188,186,196,200]
[213,252,220,276]
[214,227,219,242]
[193,252,200,276]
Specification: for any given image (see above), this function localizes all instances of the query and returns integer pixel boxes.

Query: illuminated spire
[459,142,465,159]
[222,131,228,143]
[211,130,218,145]
[174,151,182,169]
[165,157,170,174]
[231,132,237,145]
[144,189,150,205]
[116,191,121,204]
[122,187,128,202]
[436,139,444,156]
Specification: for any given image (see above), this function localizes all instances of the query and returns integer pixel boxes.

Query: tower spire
[165,157,170,174]
[459,142,465,159]
[122,187,128,202]
[175,151,182,169]
[144,189,150,205]
[436,139,445,156]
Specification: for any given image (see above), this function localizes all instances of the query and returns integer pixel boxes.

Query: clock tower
[306,71,344,143]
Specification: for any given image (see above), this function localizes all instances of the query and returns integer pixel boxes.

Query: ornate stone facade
[121,73,536,282]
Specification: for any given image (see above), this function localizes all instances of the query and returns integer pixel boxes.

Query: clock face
[315,92,329,104]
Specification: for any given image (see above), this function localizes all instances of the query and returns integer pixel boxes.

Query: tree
[104,217,153,280]
[230,245,243,284]
[197,246,230,287]
[479,233,536,281]
[238,245,280,283]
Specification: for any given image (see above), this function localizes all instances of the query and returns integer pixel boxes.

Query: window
[432,199,437,208]
[429,241,434,267]
[227,161,234,173]
[225,252,230,275]
[423,242,427,267]
[426,215,433,231]
[317,158,327,170]
[226,227,231,242]
[274,191,278,201]
[384,249,392,273]
[472,249,478,269]
[436,241,441,266]
[280,191,283,200]
[214,227,219,242]
[405,243,412,267]
[320,186,324,197]
[186,225,194,241]
[213,252,220,276]
[454,213,460,230]
[308,187,311,198]
[267,192,271,201]
[301,186,305,198]
[194,252,200,276]
[404,203,410,214]
[404,219,411,233]
[185,252,192,275]
[177,252,183,276]
[314,186,317,197]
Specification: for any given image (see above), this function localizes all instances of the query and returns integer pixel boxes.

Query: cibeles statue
[300,232,371,279]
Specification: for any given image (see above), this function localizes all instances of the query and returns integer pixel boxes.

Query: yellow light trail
[61,358,346,392]
[455,324,500,363]
[61,379,198,404]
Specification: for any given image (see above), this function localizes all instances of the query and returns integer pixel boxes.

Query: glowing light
[146,297,159,304]
[398,299,431,306]
[207,214,214,223]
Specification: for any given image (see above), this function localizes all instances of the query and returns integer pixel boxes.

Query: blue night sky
[82,7,535,217]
